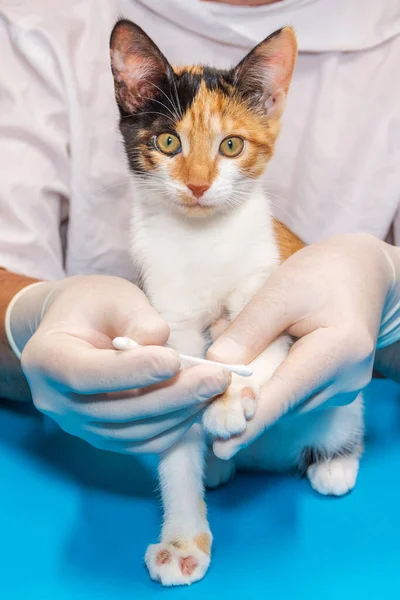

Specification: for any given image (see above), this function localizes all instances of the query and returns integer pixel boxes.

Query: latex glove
[208,233,400,460]
[8,276,230,454]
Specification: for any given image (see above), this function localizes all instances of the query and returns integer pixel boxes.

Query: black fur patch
[119,68,236,175]
[111,20,288,174]
[299,438,362,476]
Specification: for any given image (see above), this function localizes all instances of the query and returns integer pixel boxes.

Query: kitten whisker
[143,79,182,120]
[97,181,132,194]
[262,179,290,189]
[120,97,177,122]
[122,110,177,125]
[134,94,178,121]
[170,73,183,119]
[266,199,298,221]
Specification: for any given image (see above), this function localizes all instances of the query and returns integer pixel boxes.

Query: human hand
[207,233,396,459]
[9,276,229,453]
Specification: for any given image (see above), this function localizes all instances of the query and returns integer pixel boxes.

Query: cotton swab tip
[228,365,253,377]
[112,336,140,351]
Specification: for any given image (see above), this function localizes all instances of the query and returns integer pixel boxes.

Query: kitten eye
[155,133,181,156]
[219,136,244,158]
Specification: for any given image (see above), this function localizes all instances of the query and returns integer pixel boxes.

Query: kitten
[110,20,363,586]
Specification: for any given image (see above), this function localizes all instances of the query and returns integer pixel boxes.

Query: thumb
[207,276,295,365]
[48,276,171,348]
[118,286,170,346]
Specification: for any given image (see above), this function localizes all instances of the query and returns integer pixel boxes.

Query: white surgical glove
[6,275,230,454]
[207,233,400,460]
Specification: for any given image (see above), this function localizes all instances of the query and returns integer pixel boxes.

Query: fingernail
[209,337,245,363]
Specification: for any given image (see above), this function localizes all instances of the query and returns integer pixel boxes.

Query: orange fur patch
[173,65,204,76]
[194,533,212,556]
[172,540,185,550]
[171,531,211,557]
[198,498,207,519]
[273,219,305,262]
[156,549,172,565]
[241,386,256,400]
[166,80,280,195]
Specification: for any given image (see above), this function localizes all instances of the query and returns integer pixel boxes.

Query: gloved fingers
[106,283,172,346]
[43,276,171,347]
[207,250,319,365]
[212,328,350,460]
[23,333,181,393]
[209,317,230,342]
[83,405,203,442]
[81,414,199,455]
[46,364,230,422]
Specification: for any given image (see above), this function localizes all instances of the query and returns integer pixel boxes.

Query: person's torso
[5,0,400,279]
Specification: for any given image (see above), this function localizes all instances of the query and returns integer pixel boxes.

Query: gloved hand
[8,275,230,453]
[207,233,400,460]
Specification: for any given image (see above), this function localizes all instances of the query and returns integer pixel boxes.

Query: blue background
[1,379,400,599]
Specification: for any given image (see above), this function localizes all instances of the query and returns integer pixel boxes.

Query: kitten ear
[110,20,172,114]
[233,27,298,119]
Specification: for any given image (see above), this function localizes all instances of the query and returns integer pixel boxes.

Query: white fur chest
[130,187,280,329]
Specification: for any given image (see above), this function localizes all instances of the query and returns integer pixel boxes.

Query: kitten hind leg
[304,397,364,497]
[306,452,361,497]
[145,427,212,586]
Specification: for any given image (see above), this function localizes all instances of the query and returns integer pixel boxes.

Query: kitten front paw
[202,378,258,439]
[145,534,211,586]
[307,455,359,496]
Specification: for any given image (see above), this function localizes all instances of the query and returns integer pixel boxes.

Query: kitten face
[110,21,297,218]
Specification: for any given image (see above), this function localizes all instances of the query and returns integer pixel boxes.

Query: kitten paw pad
[156,549,172,565]
[307,456,359,496]
[203,384,258,439]
[180,555,198,576]
[145,537,211,586]
[203,397,246,439]
[241,386,257,419]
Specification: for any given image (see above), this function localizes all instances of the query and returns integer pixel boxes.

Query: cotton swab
[112,336,253,377]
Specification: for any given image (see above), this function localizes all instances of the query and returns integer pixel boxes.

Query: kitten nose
[187,183,210,199]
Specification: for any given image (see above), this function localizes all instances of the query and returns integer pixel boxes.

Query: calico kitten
[110,20,363,586]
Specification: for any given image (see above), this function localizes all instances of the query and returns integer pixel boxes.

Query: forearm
[0,269,39,401]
